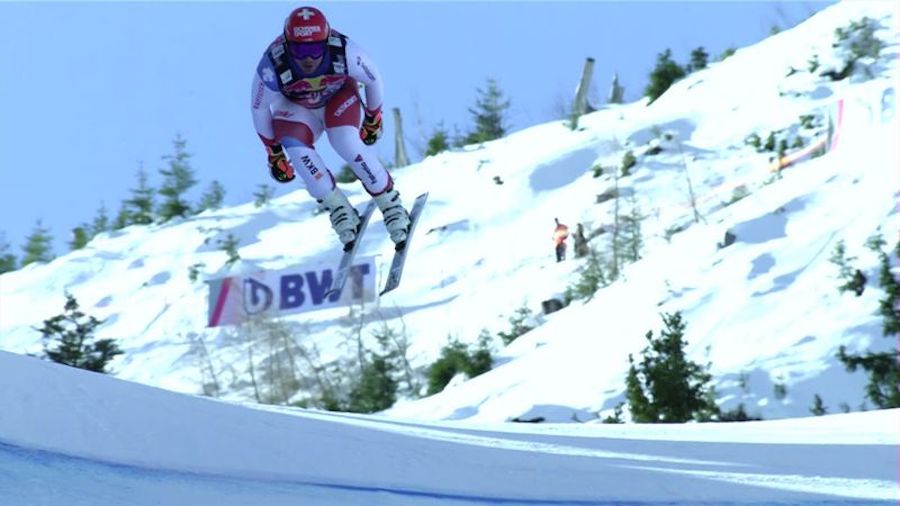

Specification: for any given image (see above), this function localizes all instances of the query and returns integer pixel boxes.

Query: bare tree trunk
[349,301,368,370]
[235,319,263,403]
[571,57,596,129]
[393,108,410,168]
[391,325,418,395]
[279,324,299,389]
[676,141,704,224]
[247,343,261,403]
[627,193,643,262]
[189,333,221,397]
[376,309,419,395]
[608,73,625,104]
[296,342,336,403]
[268,334,291,404]
[611,168,621,280]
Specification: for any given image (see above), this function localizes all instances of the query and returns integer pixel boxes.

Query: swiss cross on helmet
[284,6,330,43]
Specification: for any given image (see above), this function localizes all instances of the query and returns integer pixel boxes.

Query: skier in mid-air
[250,6,410,248]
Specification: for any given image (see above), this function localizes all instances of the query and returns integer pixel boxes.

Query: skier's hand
[360,107,383,145]
[266,144,295,183]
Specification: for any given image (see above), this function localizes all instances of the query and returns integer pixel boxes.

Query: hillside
[1,0,898,424]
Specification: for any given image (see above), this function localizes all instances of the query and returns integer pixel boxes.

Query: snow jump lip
[2,439,894,506]
[0,440,612,505]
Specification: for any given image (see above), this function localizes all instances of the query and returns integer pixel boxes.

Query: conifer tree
[197,180,226,213]
[218,234,241,267]
[644,49,687,103]
[21,220,55,266]
[687,47,709,72]
[717,47,737,62]
[69,226,90,251]
[875,240,900,336]
[827,17,885,81]
[616,195,644,264]
[465,78,511,144]
[764,131,776,152]
[425,124,450,157]
[0,232,17,274]
[497,306,534,346]
[125,165,156,225]
[567,246,608,301]
[620,150,637,177]
[37,293,123,373]
[810,394,828,416]
[91,202,110,238]
[625,357,654,420]
[158,134,197,221]
[254,184,275,208]
[836,237,900,409]
[112,204,131,231]
[348,354,398,414]
[335,164,358,184]
[427,333,493,395]
[626,312,719,422]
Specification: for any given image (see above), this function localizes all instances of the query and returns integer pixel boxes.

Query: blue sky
[0,1,834,259]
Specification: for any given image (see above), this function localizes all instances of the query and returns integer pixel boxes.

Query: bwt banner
[206,256,377,327]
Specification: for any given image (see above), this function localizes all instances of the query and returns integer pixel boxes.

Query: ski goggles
[288,41,327,60]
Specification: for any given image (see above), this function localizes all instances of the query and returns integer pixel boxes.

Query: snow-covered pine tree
[625,312,718,422]
[644,49,686,103]
[837,236,900,409]
[38,293,122,373]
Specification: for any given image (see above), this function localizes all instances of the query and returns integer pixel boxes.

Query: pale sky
[0,1,834,258]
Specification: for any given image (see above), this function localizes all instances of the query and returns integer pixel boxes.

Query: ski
[380,192,429,296]
[324,200,377,300]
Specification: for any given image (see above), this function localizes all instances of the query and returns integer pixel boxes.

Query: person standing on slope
[250,6,410,249]
[553,218,569,262]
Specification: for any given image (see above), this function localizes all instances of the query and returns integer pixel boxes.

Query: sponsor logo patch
[252,81,265,109]
[359,57,377,82]
[334,95,359,117]
[353,154,377,185]
[293,26,322,38]
[300,155,323,180]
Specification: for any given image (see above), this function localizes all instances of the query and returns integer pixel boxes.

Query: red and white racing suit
[250,32,392,199]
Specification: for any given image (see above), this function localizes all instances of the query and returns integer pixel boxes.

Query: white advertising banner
[206,256,377,327]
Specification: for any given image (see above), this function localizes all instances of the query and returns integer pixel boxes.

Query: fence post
[572,57,596,128]
[393,107,410,168]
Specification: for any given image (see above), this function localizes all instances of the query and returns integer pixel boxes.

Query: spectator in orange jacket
[553,218,569,262]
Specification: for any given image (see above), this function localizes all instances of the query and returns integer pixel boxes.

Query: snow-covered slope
[1,1,898,425]
[1,350,897,504]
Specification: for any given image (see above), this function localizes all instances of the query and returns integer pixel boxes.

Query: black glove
[266,144,295,183]
[360,107,383,145]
